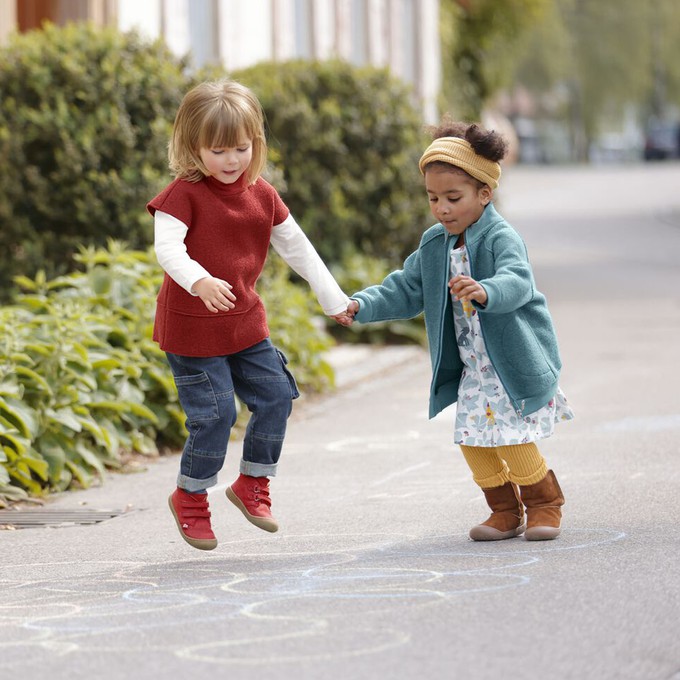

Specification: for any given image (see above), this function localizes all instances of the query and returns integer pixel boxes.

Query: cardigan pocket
[500,318,554,380]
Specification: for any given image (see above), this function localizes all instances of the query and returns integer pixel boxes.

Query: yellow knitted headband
[418,137,501,189]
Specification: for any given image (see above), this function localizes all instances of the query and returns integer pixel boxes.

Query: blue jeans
[166,338,299,492]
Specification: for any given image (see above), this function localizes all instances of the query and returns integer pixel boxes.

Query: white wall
[218,0,273,70]
[118,0,161,39]
[114,0,440,121]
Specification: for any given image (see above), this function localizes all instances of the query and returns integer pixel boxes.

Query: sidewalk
[325,343,424,389]
[0,343,426,522]
[2,163,679,680]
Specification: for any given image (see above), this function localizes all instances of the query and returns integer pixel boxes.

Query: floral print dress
[450,245,574,447]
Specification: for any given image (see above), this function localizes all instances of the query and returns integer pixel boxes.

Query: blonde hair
[169,80,267,184]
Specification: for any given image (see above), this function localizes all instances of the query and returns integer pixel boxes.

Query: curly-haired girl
[348,119,573,541]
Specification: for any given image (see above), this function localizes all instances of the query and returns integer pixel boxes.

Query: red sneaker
[168,488,218,550]
[226,474,278,533]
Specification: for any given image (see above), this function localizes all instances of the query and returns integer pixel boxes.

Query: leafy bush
[234,60,432,267]
[0,22,188,300]
[0,243,177,503]
[0,242,335,505]
[0,29,432,301]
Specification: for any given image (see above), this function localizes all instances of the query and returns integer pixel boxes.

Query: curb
[324,344,426,390]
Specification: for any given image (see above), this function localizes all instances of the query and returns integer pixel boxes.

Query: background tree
[512,0,680,160]
[641,0,680,119]
[555,0,651,160]
[440,0,551,121]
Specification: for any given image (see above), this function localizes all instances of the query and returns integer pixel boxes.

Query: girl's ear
[480,185,493,206]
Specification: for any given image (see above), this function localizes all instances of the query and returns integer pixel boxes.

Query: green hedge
[0,243,335,505]
[0,26,431,301]
[0,22,187,299]
[234,60,432,266]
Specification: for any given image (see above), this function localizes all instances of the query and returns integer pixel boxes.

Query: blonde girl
[149,80,351,550]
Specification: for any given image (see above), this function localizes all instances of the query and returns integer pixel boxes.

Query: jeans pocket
[173,371,219,423]
[275,348,300,400]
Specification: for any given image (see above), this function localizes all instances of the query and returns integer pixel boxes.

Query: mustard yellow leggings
[460,443,548,488]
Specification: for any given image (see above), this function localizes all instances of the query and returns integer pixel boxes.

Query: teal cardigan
[352,203,562,418]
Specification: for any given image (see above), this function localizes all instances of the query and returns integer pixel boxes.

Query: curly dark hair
[427,115,507,163]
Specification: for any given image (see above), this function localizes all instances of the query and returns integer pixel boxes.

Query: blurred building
[0,0,440,122]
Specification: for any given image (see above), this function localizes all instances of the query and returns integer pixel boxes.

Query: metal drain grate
[0,508,130,530]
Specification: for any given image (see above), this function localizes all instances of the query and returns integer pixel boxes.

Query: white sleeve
[154,211,212,295]
[270,214,350,316]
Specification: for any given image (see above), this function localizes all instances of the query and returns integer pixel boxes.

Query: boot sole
[226,487,279,533]
[167,495,218,550]
[525,526,561,541]
[469,522,526,541]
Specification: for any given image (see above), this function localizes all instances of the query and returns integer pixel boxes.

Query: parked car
[643,120,680,160]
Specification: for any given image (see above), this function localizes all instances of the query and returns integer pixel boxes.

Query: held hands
[347,299,359,317]
[331,311,353,327]
[449,275,488,306]
[330,299,359,327]
[192,277,237,313]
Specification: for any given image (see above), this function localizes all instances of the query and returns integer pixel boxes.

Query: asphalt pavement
[1,162,679,680]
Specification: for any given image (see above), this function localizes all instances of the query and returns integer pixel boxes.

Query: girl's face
[425,167,492,237]
[199,139,253,184]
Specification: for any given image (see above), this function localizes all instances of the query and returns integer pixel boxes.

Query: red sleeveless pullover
[147,174,289,357]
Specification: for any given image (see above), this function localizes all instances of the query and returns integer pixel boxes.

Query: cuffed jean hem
[240,460,278,478]
[177,472,219,493]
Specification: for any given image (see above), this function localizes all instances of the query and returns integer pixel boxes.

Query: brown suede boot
[520,470,565,541]
[469,482,526,541]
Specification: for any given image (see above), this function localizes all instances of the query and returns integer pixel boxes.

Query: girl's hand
[330,300,359,327]
[192,277,237,313]
[331,311,354,327]
[449,275,488,305]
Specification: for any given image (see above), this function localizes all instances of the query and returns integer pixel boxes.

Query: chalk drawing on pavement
[0,528,625,668]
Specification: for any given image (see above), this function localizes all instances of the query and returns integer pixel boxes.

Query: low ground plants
[0,243,335,505]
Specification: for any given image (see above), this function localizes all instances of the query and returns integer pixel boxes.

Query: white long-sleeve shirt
[154,210,349,316]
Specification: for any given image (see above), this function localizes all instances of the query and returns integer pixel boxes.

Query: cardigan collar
[463,202,503,245]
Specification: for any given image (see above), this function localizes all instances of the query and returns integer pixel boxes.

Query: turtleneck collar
[204,172,250,196]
